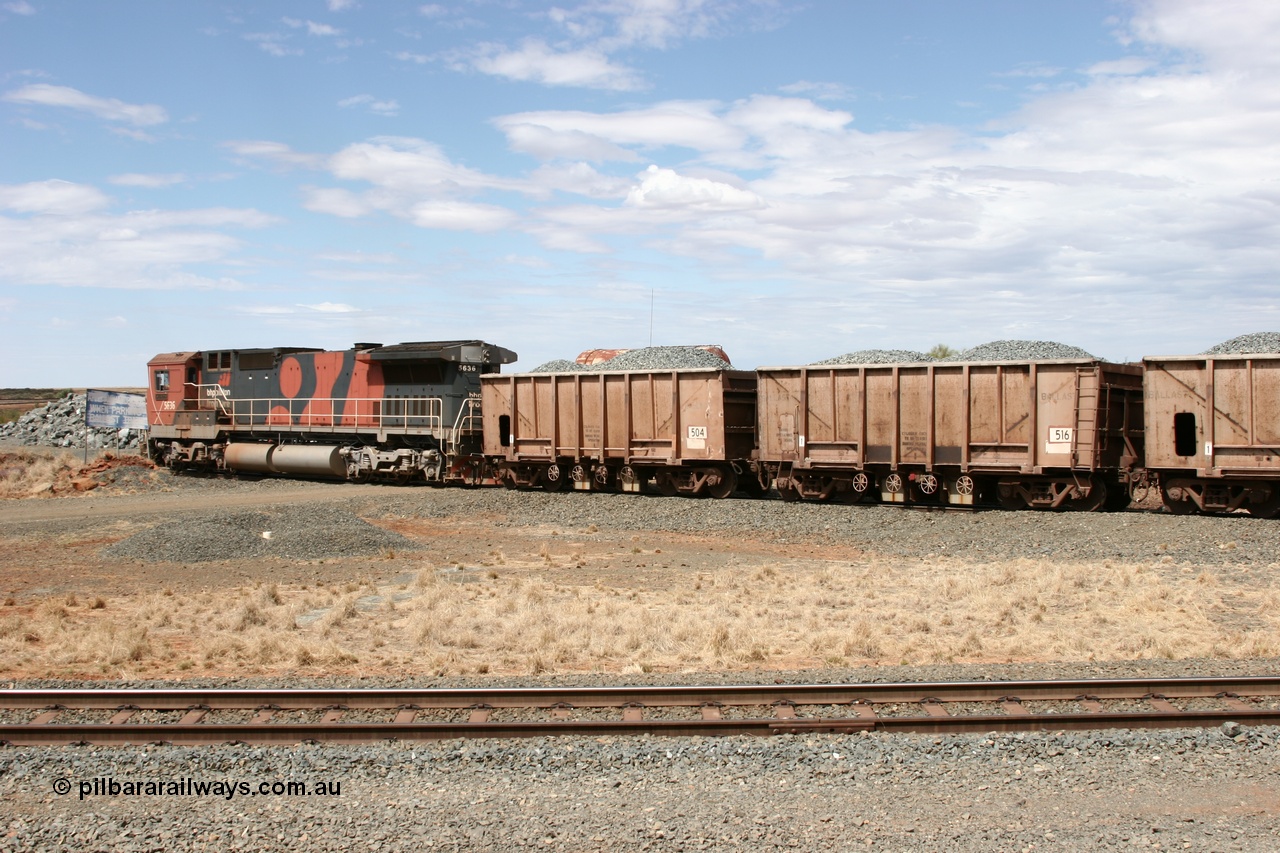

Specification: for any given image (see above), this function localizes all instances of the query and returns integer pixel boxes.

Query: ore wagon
[1142,352,1280,516]
[481,367,760,497]
[756,359,1144,509]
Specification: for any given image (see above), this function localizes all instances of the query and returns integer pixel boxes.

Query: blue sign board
[86,389,148,430]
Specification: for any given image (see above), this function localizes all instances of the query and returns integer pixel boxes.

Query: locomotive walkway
[2,677,1278,745]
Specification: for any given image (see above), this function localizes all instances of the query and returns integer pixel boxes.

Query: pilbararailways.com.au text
[54,776,343,801]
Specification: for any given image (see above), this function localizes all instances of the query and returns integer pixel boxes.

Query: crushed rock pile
[813,349,932,365]
[0,394,145,452]
[104,504,420,563]
[1203,332,1280,355]
[530,346,733,373]
[941,340,1096,361]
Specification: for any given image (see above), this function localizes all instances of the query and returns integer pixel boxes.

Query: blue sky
[2,0,1279,385]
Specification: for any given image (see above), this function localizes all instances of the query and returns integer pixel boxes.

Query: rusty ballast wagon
[755,359,1144,510]
[481,368,761,498]
[1142,353,1280,516]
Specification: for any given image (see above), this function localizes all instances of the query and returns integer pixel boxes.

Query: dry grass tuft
[0,552,1277,679]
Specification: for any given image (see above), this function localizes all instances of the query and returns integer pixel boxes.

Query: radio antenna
[649,289,654,347]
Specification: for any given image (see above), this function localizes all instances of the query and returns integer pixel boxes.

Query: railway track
[2,677,1278,746]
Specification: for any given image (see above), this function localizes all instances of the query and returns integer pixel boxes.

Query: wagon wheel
[706,466,738,500]
[1067,477,1107,512]
[543,463,570,492]
[620,465,647,494]
[499,467,519,489]
[1103,479,1133,512]
[997,483,1025,511]
[851,472,870,493]
[1245,488,1280,519]
[953,475,975,498]
[656,472,679,497]
[592,465,611,490]
[917,473,939,496]
[776,482,801,502]
[883,472,904,495]
[1160,488,1196,515]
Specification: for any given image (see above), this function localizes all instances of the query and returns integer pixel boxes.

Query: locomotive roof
[363,340,517,364]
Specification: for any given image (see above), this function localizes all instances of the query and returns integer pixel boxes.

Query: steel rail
[1,676,1277,746]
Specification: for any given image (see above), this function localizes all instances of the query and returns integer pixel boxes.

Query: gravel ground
[1203,332,1280,355]
[5,472,1280,849]
[1,721,1277,852]
[367,488,1280,568]
[101,503,419,563]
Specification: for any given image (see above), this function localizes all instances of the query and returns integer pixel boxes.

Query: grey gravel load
[813,349,933,365]
[527,359,588,373]
[1203,332,1280,355]
[943,339,1096,362]
[529,346,732,374]
[0,394,144,452]
[594,345,732,371]
[102,504,419,562]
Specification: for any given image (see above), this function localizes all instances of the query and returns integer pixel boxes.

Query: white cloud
[0,185,278,290]
[225,140,325,170]
[3,84,168,126]
[243,32,302,57]
[328,0,357,10]
[468,39,643,91]
[3,1,35,14]
[625,165,764,211]
[408,200,518,231]
[300,302,359,313]
[109,173,188,188]
[283,17,340,37]
[495,101,745,160]
[0,180,110,215]
[338,94,400,116]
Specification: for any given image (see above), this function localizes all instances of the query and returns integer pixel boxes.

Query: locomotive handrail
[214,395,448,434]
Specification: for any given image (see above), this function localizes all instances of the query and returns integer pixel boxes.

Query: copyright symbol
[53,778,72,796]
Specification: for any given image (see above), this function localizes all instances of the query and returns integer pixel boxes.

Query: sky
[2,0,1280,385]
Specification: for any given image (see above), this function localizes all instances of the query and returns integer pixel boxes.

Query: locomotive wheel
[543,463,570,492]
[706,466,738,500]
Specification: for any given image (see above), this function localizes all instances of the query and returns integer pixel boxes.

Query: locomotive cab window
[153,370,170,392]
[1173,412,1197,457]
